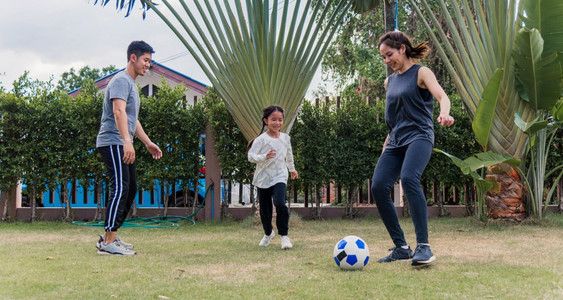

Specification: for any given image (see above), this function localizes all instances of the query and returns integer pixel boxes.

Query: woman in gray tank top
[371,31,454,266]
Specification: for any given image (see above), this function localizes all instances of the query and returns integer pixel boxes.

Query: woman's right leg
[371,148,406,247]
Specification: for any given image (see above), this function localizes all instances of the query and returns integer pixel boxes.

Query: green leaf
[472,68,503,149]
[512,28,563,110]
[551,99,563,121]
[433,149,520,175]
[519,0,563,58]
[514,112,549,135]
[349,0,380,14]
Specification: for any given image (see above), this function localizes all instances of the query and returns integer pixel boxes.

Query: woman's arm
[418,67,454,127]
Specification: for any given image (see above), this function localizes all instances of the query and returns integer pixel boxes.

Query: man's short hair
[127,41,155,61]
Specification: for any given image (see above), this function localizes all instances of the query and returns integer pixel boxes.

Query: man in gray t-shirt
[95,41,162,256]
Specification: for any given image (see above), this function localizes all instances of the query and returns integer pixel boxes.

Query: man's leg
[98,145,131,244]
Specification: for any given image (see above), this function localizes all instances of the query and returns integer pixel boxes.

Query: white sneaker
[97,240,136,256]
[281,236,293,250]
[259,231,275,246]
[96,235,134,250]
[115,235,134,250]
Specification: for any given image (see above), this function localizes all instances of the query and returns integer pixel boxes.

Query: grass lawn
[1,213,562,299]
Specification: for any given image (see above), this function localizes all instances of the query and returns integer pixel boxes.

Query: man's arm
[113,99,135,164]
[135,120,162,159]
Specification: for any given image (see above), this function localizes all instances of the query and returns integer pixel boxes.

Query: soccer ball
[333,236,370,270]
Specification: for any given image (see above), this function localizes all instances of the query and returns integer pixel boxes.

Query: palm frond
[95,0,352,141]
[408,0,534,158]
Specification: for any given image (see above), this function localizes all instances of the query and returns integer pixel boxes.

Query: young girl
[247,105,299,250]
[371,31,454,265]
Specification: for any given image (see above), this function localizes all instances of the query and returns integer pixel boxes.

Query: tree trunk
[94,181,103,221]
[62,180,71,222]
[30,186,36,222]
[439,184,446,216]
[304,184,309,208]
[1,190,8,221]
[558,180,562,212]
[163,184,169,217]
[384,0,395,76]
[239,182,243,205]
[485,163,526,221]
[313,184,322,220]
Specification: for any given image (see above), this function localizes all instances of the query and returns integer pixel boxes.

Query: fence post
[1,179,20,220]
[204,122,222,221]
[393,182,403,207]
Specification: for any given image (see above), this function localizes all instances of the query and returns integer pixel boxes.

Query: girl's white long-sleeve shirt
[247,132,296,189]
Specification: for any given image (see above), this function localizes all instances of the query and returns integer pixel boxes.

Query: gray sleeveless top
[385,64,434,149]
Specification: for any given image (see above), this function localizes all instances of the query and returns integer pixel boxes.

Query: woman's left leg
[400,140,433,244]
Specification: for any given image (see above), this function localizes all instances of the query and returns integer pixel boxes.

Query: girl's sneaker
[411,244,436,265]
[259,231,275,246]
[281,236,292,250]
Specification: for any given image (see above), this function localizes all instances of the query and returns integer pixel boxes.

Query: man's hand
[123,140,135,164]
[146,142,162,160]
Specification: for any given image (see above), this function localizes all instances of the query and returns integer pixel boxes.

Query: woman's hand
[437,114,454,127]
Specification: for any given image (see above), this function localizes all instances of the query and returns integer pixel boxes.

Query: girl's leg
[400,140,433,244]
[258,186,274,235]
[371,148,406,247]
[272,183,289,236]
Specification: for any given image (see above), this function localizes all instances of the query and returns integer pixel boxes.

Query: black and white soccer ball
[333,235,370,270]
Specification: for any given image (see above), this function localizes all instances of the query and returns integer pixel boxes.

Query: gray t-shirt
[96,71,140,147]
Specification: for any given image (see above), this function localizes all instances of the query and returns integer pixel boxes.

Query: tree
[71,79,106,220]
[93,0,378,141]
[57,65,117,92]
[0,91,26,221]
[13,73,57,221]
[318,1,455,101]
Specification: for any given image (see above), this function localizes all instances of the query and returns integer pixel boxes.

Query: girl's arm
[418,67,454,127]
[285,135,298,179]
[248,137,267,163]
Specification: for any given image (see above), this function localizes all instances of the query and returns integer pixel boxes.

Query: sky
[0,0,329,98]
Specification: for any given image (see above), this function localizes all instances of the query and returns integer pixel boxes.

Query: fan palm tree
[94,0,379,141]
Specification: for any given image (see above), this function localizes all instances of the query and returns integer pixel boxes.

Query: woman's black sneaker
[411,244,436,265]
[378,246,413,263]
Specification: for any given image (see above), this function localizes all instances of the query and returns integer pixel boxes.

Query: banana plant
[434,149,521,222]
[406,0,563,219]
[94,0,379,141]
[511,1,563,219]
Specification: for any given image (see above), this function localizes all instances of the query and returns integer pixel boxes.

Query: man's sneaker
[115,235,134,250]
[378,246,413,263]
[96,235,104,250]
[281,236,293,250]
[411,244,436,265]
[97,240,136,256]
[96,235,134,250]
[259,231,275,246]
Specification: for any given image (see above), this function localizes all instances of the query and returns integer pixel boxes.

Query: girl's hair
[377,31,430,60]
[246,105,285,153]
